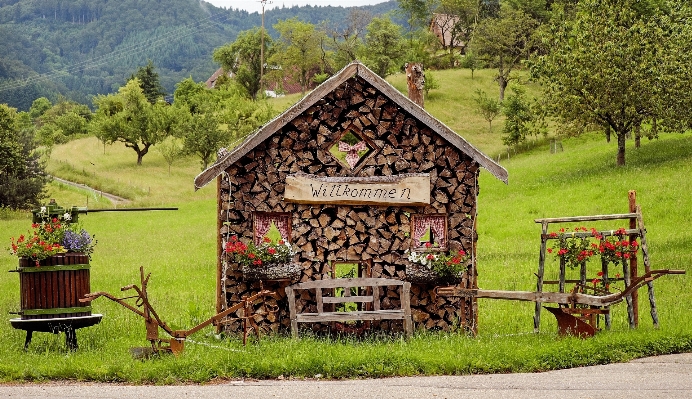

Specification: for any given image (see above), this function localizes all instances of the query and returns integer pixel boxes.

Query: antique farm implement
[437,191,686,337]
[435,268,684,337]
[81,267,279,355]
[9,200,178,351]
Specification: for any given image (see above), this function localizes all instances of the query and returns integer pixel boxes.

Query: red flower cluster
[224,235,294,268]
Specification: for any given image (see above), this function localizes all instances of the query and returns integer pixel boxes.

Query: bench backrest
[286,277,411,313]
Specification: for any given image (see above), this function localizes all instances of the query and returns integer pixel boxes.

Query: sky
[205,0,390,14]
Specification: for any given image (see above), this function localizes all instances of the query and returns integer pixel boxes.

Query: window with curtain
[411,214,448,251]
[253,212,291,245]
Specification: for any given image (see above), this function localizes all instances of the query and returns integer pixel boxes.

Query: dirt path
[51,176,130,206]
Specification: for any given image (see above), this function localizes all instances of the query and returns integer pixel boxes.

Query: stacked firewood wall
[219,75,479,335]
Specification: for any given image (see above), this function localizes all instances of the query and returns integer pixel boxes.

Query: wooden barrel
[18,254,92,320]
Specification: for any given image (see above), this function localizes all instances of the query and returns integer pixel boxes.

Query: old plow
[436,269,684,337]
[81,266,279,355]
[439,192,686,337]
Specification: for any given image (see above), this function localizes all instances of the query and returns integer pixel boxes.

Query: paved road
[1,353,690,399]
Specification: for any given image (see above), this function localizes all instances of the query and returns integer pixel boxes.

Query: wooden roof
[194,61,508,189]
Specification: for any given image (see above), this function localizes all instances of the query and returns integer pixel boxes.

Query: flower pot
[242,263,301,282]
[17,254,92,320]
[405,263,462,286]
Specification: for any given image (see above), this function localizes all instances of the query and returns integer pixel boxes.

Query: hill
[0,0,399,110]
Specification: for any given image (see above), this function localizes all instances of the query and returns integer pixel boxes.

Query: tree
[473,89,501,131]
[324,9,372,70]
[531,0,692,166]
[35,98,92,146]
[270,18,324,95]
[501,86,533,147]
[0,104,47,209]
[213,28,275,100]
[91,79,174,165]
[472,6,538,100]
[28,97,52,120]
[460,51,484,79]
[362,17,406,78]
[397,0,434,42]
[129,61,166,105]
[157,137,183,175]
[172,78,273,170]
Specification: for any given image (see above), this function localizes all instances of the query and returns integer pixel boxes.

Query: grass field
[0,68,690,383]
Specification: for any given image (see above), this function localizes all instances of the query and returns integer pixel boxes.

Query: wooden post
[216,175,223,333]
[405,62,425,108]
[636,204,660,327]
[628,190,639,327]
[534,221,548,332]
[602,258,611,329]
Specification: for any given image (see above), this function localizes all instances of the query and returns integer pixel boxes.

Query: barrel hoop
[18,264,90,273]
[21,306,92,316]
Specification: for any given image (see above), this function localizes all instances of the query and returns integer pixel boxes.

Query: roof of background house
[430,13,464,48]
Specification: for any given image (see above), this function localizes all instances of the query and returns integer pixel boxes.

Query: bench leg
[404,317,413,338]
[291,318,298,339]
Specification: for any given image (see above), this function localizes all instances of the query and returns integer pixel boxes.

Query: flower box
[405,262,463,286]
[242,263,301,282]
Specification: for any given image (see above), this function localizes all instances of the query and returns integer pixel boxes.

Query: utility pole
[260,0,271,93]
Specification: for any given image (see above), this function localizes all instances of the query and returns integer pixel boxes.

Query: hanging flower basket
[405,262,462,285]
[242,263,301,282]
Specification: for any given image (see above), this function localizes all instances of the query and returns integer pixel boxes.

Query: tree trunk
[605,125,611,143]
[497,75,507,101]
[634,124,641,148]
[405,62,424,108]
[135,143,151,166]
[617,132,626,166]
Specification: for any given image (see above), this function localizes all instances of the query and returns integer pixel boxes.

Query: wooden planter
[17,254,92,320]
[405,263,462,286]
[242,263,301,282]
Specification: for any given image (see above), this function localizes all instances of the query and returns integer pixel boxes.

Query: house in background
[194,61,507,336]
[430,13,465,53]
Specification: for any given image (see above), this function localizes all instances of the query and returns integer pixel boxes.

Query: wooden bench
[285,278,413,338]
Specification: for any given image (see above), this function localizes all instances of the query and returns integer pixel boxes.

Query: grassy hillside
[0,70,690,382]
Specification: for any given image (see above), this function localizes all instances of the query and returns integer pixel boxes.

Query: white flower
[63,212,72,221]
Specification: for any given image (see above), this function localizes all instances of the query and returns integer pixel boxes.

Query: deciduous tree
[0,104,47,209]
[91,79,174,165]
[472,6,538,100]
[213,28,274,100]
[531,0,692,166]
[362,17,406,78]
[270,18,324,95]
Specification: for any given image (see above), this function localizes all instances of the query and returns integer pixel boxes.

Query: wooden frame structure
[533,191,657,332]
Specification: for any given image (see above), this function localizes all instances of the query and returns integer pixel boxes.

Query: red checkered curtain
[413,216,430,247]
[429,216,446,247]
[274,215,290,241]
[254,214,273,245]
[254,213,291,245]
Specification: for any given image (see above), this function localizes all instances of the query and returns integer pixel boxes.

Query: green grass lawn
[1,69,691,383]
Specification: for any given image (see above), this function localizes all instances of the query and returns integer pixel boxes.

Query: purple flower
[62,229,96,255]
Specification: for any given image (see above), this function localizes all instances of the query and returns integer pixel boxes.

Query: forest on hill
[0,0,398,110]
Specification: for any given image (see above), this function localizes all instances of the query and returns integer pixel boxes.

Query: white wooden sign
[284,173,430,206]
